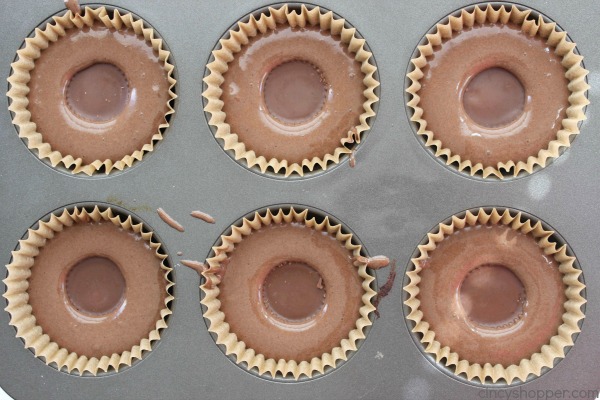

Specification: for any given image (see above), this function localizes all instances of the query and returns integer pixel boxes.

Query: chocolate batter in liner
[7,7,176,175]
[203,4,379,177]
[2,206,174,375]
[406,4,589,179]
[404,208,585,384]
[201,208,376,379]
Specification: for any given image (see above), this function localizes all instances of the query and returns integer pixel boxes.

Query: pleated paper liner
[200,207,376,379]
[6,6,177,176]
[403,208,586,384]
[406,3,589,179]
[2,205,174,375]
[203,4,379,177]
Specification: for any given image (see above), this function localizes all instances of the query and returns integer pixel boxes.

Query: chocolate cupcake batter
[417,224,566,367]
[221,24,365,165]
[418,22,570,166]
[27,221,168,359]
[217,222,364,362]
[27,22,170,163]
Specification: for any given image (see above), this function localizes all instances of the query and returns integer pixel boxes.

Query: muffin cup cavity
[203,4,379,177]
[406,4,589,179]
[2,205,174,375]
[7,6,177,176]
[403,208,586,384]
[201,207,376,380]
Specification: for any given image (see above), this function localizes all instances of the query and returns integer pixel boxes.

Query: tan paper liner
[406,4,589,179]
[203,4,379,177]
[6,7,177,176]
[201,208,376,379]
[2,206,174,375]
[404,208,586,384]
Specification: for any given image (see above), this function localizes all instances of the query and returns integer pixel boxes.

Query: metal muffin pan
[1,0,598,399]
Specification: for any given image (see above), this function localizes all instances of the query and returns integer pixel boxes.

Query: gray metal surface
[0,1,598,399]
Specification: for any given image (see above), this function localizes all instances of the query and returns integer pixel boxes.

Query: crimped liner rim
[2,206,174,375]
[201,207,376,379]
[406,4,590,179]
[6,6,177,176]
[203,4,379,177]
[403,208,586,384]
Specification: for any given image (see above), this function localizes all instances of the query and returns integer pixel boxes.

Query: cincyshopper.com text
[478,388,599,400]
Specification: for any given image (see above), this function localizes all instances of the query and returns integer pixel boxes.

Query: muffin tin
[1,0,598,399]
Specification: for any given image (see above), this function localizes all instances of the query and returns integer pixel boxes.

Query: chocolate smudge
[157,208,184,232]
[347,127,359,143]
[64,0,81,14]
[355,255,390,269]
[191,210,215,224]
[349,150,356,168]
[203,259,229,290]
[204,275,216,290]
[180,260,207,275]
[372,260,397,318]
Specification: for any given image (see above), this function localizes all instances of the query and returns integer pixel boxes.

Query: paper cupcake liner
[6,6,177,176]
[403,208,586,384]
[2,206,174,375]
[406,4,589,179]
[201,207,376,379]
[203,4,379,177]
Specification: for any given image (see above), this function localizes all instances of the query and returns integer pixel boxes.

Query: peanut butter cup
[203,4,379,176]
[7,7,176,175]
[263,60,327,125]
[404,208,585,384]
[201,208,376,379]
[2,207,173,375]
[261,261,326,322]
[65,256,126,316]
[406,4,589,178]
[65,63,129,123]
[458,263,526,330]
